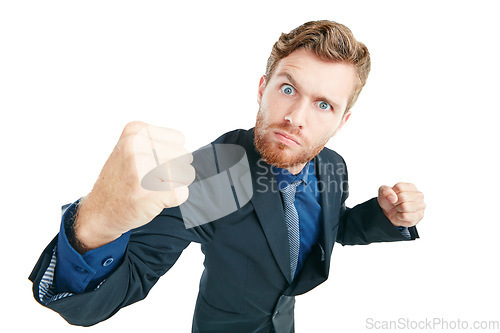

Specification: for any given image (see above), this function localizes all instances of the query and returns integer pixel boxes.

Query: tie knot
[281,180,302,206]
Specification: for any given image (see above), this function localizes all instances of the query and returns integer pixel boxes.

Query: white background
[1,0,499,332]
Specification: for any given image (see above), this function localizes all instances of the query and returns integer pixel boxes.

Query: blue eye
[281,84,295,96]
[316,101,331,111]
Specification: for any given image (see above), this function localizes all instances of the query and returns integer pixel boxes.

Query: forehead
[272,48,357,107]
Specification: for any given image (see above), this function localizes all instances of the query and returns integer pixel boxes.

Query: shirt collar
[271,160,315,191]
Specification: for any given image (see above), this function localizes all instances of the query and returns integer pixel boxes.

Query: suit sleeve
[335,156,419,246]
[29,204,214,327]
[337,197,419,246]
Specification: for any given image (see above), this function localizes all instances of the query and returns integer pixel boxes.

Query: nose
[285,99,308,129]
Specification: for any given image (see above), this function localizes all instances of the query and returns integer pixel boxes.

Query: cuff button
[102,257,114,267]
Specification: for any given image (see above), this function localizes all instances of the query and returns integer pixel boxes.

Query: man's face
[254,48,357,174]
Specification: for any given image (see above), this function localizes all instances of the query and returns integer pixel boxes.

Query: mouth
[273,130,300,146]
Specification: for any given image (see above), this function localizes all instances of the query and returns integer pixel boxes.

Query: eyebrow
[276,71,343,111]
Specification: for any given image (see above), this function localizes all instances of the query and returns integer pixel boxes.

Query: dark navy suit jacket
[30,128,418,332]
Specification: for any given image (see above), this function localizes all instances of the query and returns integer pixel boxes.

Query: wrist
[72,196,124,253]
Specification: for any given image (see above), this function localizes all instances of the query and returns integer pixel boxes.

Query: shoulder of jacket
[319,146,346,165]
[211,128,253,145]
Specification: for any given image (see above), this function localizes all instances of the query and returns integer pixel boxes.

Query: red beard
[253,110,326,170]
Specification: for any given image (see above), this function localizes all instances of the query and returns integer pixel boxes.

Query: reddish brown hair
[266,20,371,113]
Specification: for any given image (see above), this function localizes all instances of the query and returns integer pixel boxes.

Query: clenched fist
[74,121,195,252]
[377,182,425,228]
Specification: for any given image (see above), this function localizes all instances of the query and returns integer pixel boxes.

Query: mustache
[266,122,303,138]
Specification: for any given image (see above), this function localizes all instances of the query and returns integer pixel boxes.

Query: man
[29,20,425,332]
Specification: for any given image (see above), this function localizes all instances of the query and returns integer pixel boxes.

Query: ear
[257,75,267,104]
[343,111,352,123]
[332,110,352,136]
[338,110,352,130]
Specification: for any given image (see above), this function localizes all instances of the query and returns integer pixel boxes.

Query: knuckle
[397,192,408,202]
[126,120,145,128]
[399,220,411,227]
[399,212,411,221]
[379,185,389,191]
[393,183,403,192]
[399,202,410,212]
[123,120,145,134]
[394,182,416,193]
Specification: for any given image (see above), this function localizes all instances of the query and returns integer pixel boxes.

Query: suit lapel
[315,152,338,253]
[243,130,293,283]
